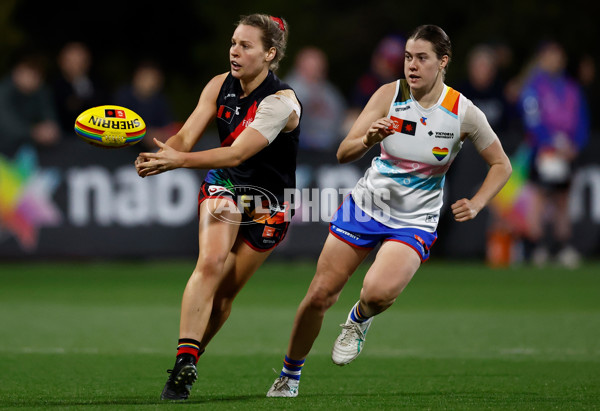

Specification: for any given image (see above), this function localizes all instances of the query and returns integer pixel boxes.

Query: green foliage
[1,260,599,409]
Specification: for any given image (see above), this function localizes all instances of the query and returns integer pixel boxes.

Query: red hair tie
[270,16,285,31]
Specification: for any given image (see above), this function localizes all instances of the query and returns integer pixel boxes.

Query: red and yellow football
[74,105,146,148]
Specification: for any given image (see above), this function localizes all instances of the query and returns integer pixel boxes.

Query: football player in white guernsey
[267,25,512,397]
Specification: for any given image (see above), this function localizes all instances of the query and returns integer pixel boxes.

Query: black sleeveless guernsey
[205,71,300,206]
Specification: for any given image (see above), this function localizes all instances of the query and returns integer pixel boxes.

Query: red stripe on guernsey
[220,101,258,147]
[75,121,103,135]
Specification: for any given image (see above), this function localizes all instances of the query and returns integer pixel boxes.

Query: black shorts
[529,157,573,192]
[197,181,290,252]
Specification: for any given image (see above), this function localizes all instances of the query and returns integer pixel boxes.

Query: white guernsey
[353,80,498,231]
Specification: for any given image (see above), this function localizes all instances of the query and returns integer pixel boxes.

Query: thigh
[362,240,421,301]
[215,236,274,300]
[197,198,242,263]
[307,233,372,297]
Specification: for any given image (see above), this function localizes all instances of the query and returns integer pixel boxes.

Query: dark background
[2,0,598,121]
[1,0,598,261]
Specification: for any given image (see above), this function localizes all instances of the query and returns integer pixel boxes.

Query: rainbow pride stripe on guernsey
[74,105,146,148]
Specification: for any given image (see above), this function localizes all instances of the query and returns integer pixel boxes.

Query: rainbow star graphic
[0,146,62,251]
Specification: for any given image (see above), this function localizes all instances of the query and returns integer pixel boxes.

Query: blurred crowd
[0,37,596,268]
[0,41,175,155]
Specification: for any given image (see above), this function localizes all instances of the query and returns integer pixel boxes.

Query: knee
[305,285,339,313]
[194,253,227,279]
[360,288,396,313]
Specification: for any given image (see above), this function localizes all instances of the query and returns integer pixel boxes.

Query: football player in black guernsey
[136,14,301,400]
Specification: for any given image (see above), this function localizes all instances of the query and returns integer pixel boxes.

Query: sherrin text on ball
[74,105,146,148]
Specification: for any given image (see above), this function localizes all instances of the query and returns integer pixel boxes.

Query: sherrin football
[74,105,146,148]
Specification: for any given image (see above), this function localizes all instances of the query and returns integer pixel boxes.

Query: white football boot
[266,376,299,398]
[331,315,373,366]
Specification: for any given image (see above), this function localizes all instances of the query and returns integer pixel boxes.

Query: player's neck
[239,69,269,98]
[412,80,445,109]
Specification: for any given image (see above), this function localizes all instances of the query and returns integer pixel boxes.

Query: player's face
[230,24,272,80]
[404,39,447,93]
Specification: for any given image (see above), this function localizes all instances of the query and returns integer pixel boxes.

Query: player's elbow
[501,155,513,177]
[226,147,249,168]
[227,153,244,168]
[505,160,513,177]
[496,157,512,183]
[336,147,352,164]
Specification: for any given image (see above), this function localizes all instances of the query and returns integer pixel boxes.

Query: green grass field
[1,259,599,410]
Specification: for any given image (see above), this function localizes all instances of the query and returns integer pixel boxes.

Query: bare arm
[450,139,512,222]
[337,82,396,163]
[136,88,299,177]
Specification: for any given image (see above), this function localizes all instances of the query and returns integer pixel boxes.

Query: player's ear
[266,47,276,62]
[440,55,449,70]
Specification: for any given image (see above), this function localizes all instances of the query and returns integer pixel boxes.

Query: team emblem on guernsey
[217,105,236,124]
[432,147,449,161]
[389,116,417,136]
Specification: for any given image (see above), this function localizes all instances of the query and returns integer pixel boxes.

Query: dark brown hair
[408,25,452,66]
[237,14,288,72]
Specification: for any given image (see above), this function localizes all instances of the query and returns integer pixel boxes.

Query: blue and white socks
[280,355,304,381]
[349,301,371,324]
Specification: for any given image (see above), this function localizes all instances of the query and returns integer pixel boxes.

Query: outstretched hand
[135,138,183,177]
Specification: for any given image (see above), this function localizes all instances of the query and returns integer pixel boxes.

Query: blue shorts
[329,195,437,262]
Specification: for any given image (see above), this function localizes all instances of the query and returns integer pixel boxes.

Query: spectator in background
[53,42,105,135]
[114,61,174,149]
[344,34,405,133]
[577,54,598,132]
[460,45,510,133]
[519,41,590,268]
[285,46,346,151]
[0,54,60,154]
[444,44,513,261]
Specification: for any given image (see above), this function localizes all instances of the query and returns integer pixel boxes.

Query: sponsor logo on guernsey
[395,105,411,112]
[225,93,236,99]
[420,117,427,125]
[425,214,438,223]
[389,116,417,136]
[433,131,455,139]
